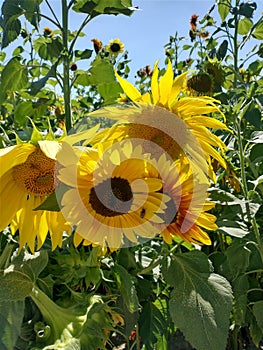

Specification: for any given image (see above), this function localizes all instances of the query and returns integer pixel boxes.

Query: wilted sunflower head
[186,73,214,96]
[106,38,124,56]
[91,38,103,54]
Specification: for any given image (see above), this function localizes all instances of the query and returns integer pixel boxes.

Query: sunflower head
[43,27,53,38]
[186,73,214,96]
[91,38,103,54]
[106,38,124,56]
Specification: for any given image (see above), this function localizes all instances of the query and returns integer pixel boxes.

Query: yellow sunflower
[0,124,100,252]
[148,155,217,245]
[57,139,168,249]
[0,140,70,252]
[106,38,124,56]
[89,60,229,182]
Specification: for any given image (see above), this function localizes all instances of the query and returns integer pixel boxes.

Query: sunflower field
[0,0,263,349]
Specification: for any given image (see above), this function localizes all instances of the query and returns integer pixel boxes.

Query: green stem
[61,0,72,132]
[30,286,84,342]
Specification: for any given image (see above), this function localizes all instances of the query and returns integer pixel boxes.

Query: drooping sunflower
[106,38,124,56]
[0,124,100,252]
[149,155,217,245]
[57,139,168,249]
[89,60,229,182]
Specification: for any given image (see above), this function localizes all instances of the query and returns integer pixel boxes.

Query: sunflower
[57,139,168,249]
[106,38,124,56]
[148,155,217,245]
[0,140,70,252]
[0,124,100,252]
[89,60,229,182]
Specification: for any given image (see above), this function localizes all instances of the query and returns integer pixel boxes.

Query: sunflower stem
[61,0,72,132]
[30,286,86,342]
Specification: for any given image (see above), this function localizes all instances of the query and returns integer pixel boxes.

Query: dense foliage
[0,1,263,349]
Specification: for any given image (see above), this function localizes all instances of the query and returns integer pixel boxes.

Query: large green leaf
[72,0,134,17]
[163,251,233,350]
[0,300,25,350]
[0,57,28,105]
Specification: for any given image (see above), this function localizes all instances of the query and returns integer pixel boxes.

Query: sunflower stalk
[61,0,72,132]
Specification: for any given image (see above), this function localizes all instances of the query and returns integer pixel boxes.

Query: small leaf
[113,264,139,313]
[238,2,257,18]
[139,302,166,349]
[218,0,230,22]
[252,21,263,40]
[253,301,263,332]
[0,300,25,350]
[14,101,34,127]
[238,18,253,35]
[75,49,93,60]
[216,39,228,60]
[30,62,57,95]
[34,191,61,212]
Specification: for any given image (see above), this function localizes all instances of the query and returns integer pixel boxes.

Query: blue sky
[2,0,261,78]
[64,0,216,76]
[1,0,217,77]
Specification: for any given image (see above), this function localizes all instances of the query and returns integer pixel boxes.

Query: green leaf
[88,59,116,85]
[0,0,23,48]
[238,2,257,18]
[238,18,253,35]
[216,39,228,60]
[74,49,93,60]
[223,240,251,280]
[244,107,262,128]
[250,312,263,347]
[163,251,233,350]
[217,0,230,22]
[253,301,263,332]
[30,62,57,95]
[97,82,122,105]
[34,191,61,211]
[0,300,25,350]
[14,101,34,126]
[20,0,41,28]
[252,21,263,40]
[139,302,166,349]
[12,250,49,281]
[113,264,139,313]
[72,0,134,17]
[0,270,33,302]
[0,57,28,105]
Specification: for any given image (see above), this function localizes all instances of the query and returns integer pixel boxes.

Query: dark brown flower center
[110,43,121,52]
[89,177,133,217]
[12,148,57,195]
